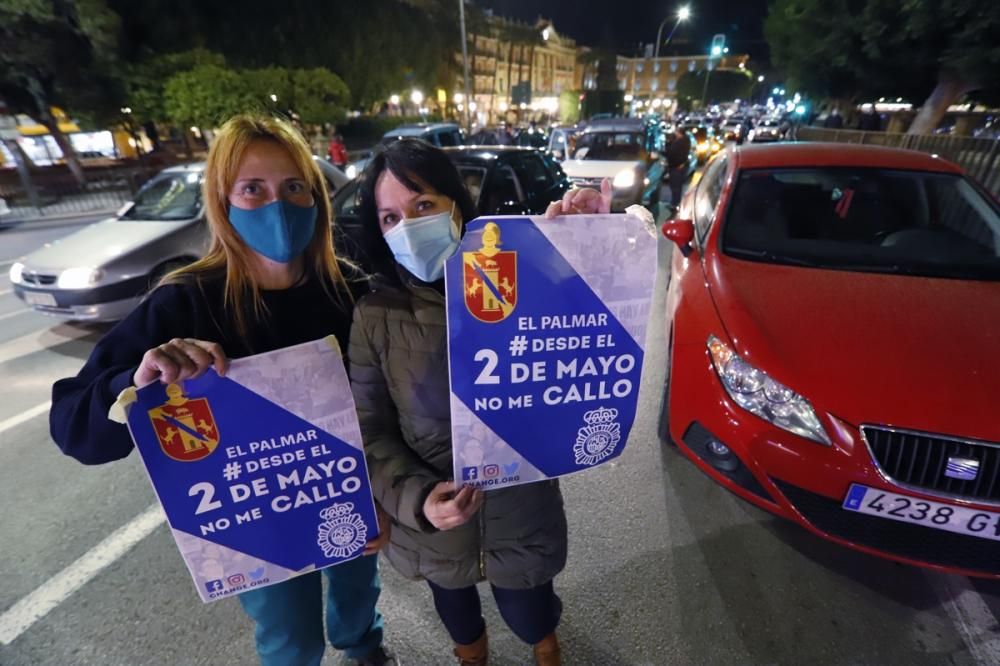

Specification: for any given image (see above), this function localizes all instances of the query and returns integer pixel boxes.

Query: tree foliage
[163,64,256,128]
[0,0,124,182]
[110,0,458,110]
[160,59,351,128]
[766,0,1000,132]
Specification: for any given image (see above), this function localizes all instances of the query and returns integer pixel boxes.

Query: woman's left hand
[544,177,613,218]
[363,503,392,555]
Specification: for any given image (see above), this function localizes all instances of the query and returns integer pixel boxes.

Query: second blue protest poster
[446,214,656,490]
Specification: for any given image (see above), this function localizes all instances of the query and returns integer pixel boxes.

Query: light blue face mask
[383,204,460,282]
[229,200,317,263]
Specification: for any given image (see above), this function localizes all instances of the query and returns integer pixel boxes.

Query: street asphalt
[2,206,1000,665]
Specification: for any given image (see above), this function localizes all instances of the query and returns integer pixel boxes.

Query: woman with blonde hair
[50,113,397,666]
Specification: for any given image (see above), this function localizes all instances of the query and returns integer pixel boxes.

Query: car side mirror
[662,219,696,257]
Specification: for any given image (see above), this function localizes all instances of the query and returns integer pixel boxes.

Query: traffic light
[710,34,725,58]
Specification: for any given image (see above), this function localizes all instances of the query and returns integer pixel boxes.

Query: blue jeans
[427,579,562,646]
[239,555,383,666]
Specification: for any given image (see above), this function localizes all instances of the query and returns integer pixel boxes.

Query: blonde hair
[164,113,351,338]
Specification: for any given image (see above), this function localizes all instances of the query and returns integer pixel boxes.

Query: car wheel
[657,326,675,445]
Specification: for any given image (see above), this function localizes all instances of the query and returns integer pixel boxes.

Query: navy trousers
[427,578,562,646]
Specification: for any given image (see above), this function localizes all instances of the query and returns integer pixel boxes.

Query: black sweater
[50,272,359,466]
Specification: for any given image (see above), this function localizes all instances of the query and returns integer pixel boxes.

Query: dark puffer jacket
[348,278,568,589]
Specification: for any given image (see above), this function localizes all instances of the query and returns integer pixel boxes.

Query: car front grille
[772,477,1000,575]
[863,425,1000,504]
[22,271,57,286]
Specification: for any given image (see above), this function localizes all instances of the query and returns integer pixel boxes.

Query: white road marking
[0,325,93,366]
[929,573,1000,665]
[0,503,166,645]
[0,401,51,439]
[0,287,13,296]
[0,308,30,322]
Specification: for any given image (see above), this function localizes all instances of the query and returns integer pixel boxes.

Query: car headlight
[707,336,831,445]
[57,267,103,289]
[697,142,709,152]
[345,164,358,179]
[9,261,24,284]
[613,169,636,189]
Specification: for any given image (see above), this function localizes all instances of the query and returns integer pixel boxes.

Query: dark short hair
[356,138,478,281]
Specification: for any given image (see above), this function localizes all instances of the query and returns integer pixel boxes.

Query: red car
[660,142,1000,577]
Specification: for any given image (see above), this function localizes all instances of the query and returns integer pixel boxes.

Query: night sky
[476,0,772,66]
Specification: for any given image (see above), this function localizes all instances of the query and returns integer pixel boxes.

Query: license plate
[843,484,1000,542]
[23,291,57,307]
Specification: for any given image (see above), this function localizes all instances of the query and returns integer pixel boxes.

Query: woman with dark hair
[348,138,609,665]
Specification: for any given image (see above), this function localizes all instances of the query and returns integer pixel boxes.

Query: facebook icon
[205,579,224,593]
[462,466,479,481]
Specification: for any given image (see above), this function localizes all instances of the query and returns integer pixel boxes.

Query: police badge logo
[317,503,368,559]
[573,407,621,466]
[464,221,517,323]
[147,383,220,462]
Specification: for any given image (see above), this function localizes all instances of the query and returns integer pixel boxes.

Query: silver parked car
[8,159,348,321]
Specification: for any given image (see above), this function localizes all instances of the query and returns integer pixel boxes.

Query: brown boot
[533,633,561,666]
[454,629,488,666]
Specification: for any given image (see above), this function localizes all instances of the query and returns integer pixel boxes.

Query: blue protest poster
[446,214,656,490]
[120,337,377,603]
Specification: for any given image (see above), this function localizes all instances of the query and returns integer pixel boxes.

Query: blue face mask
[383,204,460,282]
[229,200,317,263]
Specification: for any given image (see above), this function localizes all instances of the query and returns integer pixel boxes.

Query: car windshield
[722,168,1000,281]
[574,132,645,160]
[120,171,202,221]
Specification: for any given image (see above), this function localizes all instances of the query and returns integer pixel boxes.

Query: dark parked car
[332,146,571,275]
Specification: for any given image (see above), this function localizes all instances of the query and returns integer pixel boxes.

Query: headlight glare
[9,261,24,283]
[612,169,636,188]
[345,164,358,179]
[708,335,830,445]
[57,267,102,289]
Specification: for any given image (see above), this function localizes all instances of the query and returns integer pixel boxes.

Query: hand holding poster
[447,214,657,490]
[113,337,377,602]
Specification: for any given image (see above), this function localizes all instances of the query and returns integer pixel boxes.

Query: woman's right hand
[423,481,484,530]
[133,338,228,387]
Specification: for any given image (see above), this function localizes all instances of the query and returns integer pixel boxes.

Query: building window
[654,62,661,74]
[636,63,644,73]
[633,80,640,91]
[668,78,677,91]
[651,79,659,91]
[619,79,626,90]
[670,61,678,72]
[688,60,696,71]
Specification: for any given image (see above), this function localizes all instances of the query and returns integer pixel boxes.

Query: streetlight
[758,75,765,82]
[389,94,400,106]
[411,90,424,106]
[654,5,691,60]
[269,94,277,103]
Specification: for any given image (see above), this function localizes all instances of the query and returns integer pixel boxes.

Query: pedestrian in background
[49,113,397,666]
[349,138,609,665]
[329,133,349,169]
[666,126,692,210]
